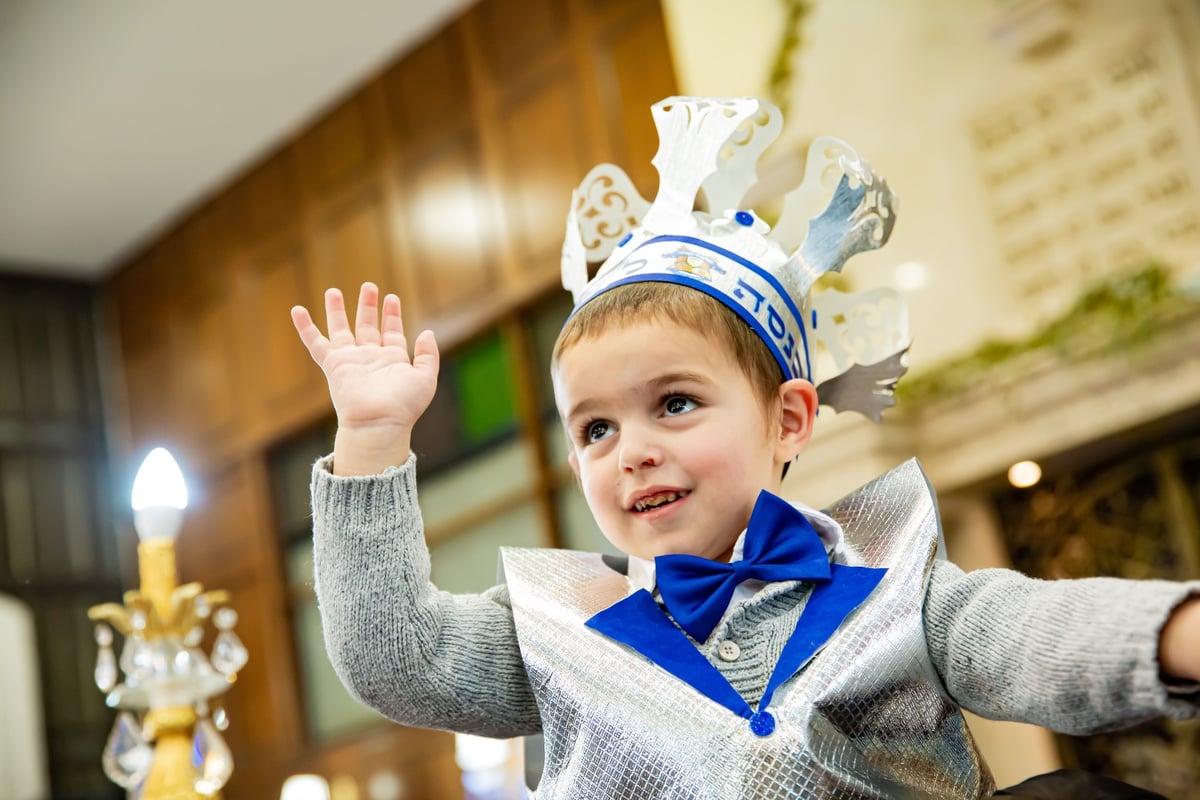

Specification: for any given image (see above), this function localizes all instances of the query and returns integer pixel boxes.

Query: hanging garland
[897,264,1200,405]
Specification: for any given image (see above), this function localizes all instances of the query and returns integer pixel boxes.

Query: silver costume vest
[502,460,995,799]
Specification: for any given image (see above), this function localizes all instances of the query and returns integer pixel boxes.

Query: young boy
[291,97,1200,798]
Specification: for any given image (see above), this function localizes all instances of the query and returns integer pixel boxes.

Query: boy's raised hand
[291,283,439,476]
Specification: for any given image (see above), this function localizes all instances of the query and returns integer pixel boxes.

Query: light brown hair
[552,282,783,411]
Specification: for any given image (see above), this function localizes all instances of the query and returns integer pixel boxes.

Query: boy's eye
[664,395,698,416]
[584,420,612,443]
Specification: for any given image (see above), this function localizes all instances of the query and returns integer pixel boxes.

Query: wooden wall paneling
[215,565,292,800]
[111,246,169,348]
[468,0,570,84]
[561,0,616,161]
[174,458,303,797]
[111,250,170,451]
[310,181,405,319]
[170,280,245,466]
[380,20,474,151]
[493,65,596,283]
[119,254,180,453]
[458,3,540,297]
[591,0,678,197]
[235,453,304,766]
[398,130,501,321]
[120,334,174,452]
[235,232,328,445]
[174,460,260,586]
[579,0,649,23]
[363,77,427,340]
[294,89,389,201]
[229,151,303,247]
[179,200,240,300]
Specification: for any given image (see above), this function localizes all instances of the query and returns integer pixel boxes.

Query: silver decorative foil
[503,459,994,799]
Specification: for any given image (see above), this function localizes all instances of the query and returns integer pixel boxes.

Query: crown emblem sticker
[663,246,723,282]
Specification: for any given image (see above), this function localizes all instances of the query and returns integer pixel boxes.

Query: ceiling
[0,0,475,281]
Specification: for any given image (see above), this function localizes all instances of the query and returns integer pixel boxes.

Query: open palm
[291,283,439,432]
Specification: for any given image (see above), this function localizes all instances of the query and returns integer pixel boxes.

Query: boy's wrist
[333,426,413,476]
[1159,595,1200,683]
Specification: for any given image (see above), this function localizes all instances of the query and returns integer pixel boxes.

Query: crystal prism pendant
[193,718,234,795]
[212,703,229,731]
[120,635,154,682]
[94,625,117,692]
[211,630,248,675]
[101,712,153,789]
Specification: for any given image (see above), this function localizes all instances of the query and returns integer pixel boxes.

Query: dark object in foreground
[996,769,1167,799]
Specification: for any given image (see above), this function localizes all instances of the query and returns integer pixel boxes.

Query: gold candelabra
[88,448,247,799]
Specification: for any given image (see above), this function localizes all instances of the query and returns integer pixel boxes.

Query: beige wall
[662,0,1200,368]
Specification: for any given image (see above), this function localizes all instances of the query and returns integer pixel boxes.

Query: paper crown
[561,97,910,422]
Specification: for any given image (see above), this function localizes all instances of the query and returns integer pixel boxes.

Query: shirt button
[718,640,741,662]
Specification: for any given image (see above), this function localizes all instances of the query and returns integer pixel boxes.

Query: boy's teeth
[634,491,683,511]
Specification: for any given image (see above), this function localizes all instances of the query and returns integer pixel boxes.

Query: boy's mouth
[630,490,691,513]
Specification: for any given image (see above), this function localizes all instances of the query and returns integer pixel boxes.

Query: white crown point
[561,97,909,421]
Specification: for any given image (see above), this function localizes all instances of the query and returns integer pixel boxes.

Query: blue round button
[734,210,755,227]
[618,232,633,246]
[749,710,775,737]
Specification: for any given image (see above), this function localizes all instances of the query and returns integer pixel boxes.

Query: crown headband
[561,96,910,422]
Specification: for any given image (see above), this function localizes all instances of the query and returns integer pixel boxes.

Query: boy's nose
[618,431,662,472]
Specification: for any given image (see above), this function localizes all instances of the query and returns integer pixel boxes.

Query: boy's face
[553,318,815,563]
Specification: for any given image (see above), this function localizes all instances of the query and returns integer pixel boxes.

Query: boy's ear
[774,378,819,462]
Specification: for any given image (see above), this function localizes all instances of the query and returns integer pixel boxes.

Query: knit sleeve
[310,453,542,738]
[923,559,1200,734]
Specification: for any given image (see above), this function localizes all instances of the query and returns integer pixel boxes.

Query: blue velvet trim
[760,563,887,707]
[586,589,753,719]
[586,564,887,722]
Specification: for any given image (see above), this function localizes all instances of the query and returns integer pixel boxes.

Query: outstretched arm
[310,453,541,737]
[293,284,541,737]
[924,560,1200,735]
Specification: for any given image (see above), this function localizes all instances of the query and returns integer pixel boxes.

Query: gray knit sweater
[311,454,1200,740]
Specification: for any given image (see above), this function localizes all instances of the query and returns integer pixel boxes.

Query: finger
[412,329,440,381]
[325,288,354,344]
[354,282,381,345]
[291,305,331,365]
[380,293,409,352]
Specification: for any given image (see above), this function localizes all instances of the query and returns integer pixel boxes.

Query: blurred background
[1,0,1198,797]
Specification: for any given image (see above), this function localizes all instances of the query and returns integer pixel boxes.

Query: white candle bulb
[131,448,188,511]
[130,448,188,541]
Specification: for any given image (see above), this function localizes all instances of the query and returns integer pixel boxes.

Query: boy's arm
[312,452,542,737]
[923,560,1200,735]
[294,284,540,736]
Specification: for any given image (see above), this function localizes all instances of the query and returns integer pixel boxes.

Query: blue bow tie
[654,490,832,642]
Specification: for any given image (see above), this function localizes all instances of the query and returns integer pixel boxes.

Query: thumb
[412,330,440,379]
